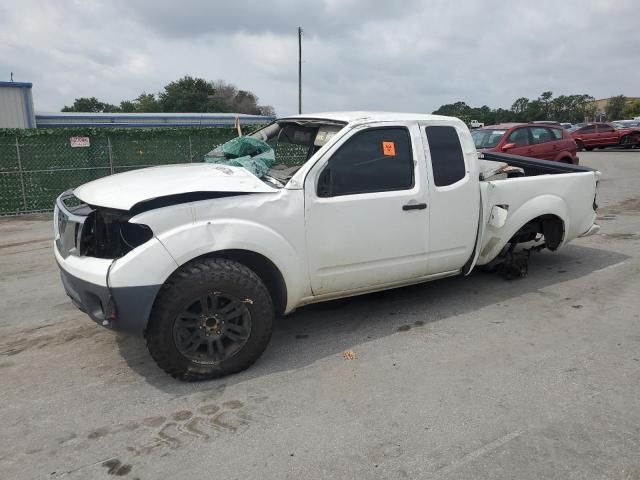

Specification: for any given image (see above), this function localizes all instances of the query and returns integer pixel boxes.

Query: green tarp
[204,136,275,178]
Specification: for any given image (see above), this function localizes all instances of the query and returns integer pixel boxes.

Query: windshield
[204,119,346,186]
[471,129,507,149]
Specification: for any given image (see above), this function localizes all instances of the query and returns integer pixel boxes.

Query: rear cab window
[425,126,466,187]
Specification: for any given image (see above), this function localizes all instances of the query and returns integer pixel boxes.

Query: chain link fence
[0,127,307,215]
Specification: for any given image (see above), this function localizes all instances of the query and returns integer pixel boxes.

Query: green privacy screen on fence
[0,125,318,215]
[0,127,241,214]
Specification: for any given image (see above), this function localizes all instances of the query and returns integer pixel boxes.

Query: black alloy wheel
[173,292,252,363]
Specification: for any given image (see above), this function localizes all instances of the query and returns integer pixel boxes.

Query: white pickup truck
[54,112,600,380]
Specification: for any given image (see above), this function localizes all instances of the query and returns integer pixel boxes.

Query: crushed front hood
[73,163,277,211]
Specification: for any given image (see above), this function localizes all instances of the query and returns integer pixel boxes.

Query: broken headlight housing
[80,208,153,259]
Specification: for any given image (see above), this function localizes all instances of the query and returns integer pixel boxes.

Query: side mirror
[501,142,516,151]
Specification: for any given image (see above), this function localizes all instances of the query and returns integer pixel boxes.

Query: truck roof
[279,111,461,125]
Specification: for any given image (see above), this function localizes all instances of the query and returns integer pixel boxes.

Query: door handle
[402,203,427,211]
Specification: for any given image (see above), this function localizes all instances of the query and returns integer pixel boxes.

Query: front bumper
[59,264,161,334]
[54,192,179,334]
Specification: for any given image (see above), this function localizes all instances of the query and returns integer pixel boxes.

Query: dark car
[471,123,579,164]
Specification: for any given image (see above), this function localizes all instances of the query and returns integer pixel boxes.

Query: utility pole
[298,26,303,114]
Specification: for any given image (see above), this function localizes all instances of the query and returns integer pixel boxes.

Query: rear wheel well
[510,214,564,251]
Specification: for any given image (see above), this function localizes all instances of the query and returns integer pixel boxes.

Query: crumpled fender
[476,194,569,265]
[149,217,308,313]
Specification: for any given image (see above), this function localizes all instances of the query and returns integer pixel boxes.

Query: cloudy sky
[0,0,637,115]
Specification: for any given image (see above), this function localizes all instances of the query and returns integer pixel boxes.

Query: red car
[471,123,579,164]
[569,122,640,151]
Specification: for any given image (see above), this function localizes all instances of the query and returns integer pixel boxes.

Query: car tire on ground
[621,134,640,149]
[575,140,584,151]
[146,257,274,381]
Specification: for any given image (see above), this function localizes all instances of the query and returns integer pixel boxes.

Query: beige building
[591,96,640,120]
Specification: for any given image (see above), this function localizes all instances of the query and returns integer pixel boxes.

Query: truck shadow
[116,243,629,392]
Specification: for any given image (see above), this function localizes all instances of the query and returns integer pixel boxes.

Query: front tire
[146,258,274,381]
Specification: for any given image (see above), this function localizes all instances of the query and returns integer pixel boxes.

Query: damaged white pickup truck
[54,112,600,380]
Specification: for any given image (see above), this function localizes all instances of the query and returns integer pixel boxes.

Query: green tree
[119,100,136,112]
[432,101,473,124]
[433,92,598,125]
[510,97,529,122]
[621,99,640,119]
[258,105,276,116]
[61,77,275,115]
[524,99,545,121]
[133,93,161,112]
[158,76,215,113]
[575,95,596,122]
[539,91,553,118]
[432,101,470,118]
[494,108,514,124]
[605,95,627,120]
[61,97,120,113]
[233,90,261,115]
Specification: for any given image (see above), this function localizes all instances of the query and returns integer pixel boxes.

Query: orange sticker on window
[382,141,396,156]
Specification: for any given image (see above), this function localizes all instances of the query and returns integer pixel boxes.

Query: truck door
[420,123,480,274]
[304,123,430,296]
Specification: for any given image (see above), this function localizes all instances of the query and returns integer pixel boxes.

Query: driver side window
[317,127,414,197]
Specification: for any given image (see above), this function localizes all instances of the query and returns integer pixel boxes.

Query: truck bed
[474,152,599,266]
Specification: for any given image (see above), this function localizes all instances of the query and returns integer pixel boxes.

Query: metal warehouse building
[34,112,275,128]
[0,82,36,128]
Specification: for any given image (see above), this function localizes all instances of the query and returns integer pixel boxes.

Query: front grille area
[54,191,91,258]
[54,191,153,260]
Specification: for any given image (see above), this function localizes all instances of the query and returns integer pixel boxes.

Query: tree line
[432,92,640,125]
[61,76,275,116]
